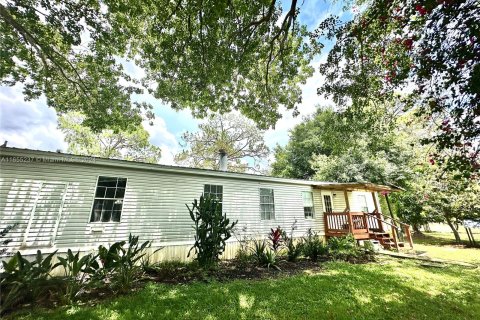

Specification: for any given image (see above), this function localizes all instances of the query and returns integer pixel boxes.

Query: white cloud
[0,85,180,166]
[143,117,179,166]
[0,86,66,152]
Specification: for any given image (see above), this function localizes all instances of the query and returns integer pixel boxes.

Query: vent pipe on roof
[219,149,228,171]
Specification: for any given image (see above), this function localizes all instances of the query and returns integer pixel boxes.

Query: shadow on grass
[413,232,479,247]
[12,261,480,320]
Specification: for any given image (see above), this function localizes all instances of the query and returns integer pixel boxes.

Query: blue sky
[0,0,352,166]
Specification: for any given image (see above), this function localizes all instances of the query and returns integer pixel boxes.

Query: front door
[322,192,334,213]
[22,182,68,248]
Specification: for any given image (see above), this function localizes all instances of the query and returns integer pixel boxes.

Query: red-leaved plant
[268,227,283,253]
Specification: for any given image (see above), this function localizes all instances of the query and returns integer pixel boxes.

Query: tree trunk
[446,218,461,243]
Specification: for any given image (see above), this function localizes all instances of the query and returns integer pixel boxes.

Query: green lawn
[11,259,480,320]
[411,231,480,264]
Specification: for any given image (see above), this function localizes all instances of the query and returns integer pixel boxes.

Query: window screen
[90,176,127,222]
[260,188,275,220]
[204,184,223,210]
[302,191,314,218]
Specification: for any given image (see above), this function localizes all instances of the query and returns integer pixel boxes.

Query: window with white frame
[357,194,369,212]
[323,195,333,213]
[260,188,275,220]
[90,176,127,222]
[204,184,223,210]
[302,191,314,218]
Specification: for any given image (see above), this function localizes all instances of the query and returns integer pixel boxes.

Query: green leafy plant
[187,194,238,267]
[0,250,59,314]
[282,220,303,262]
[302,229,328,262]
[94,234,152,292]
[251,238,267,264]
[56,250,99,303]
[262,250,279,270]
[233,226,254,268]
[0,223,17,256]
[250,238,279,270]
[327,234,360,261]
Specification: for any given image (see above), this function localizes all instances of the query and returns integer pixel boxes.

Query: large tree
[175,113,269,172]
[318,0,480,176]
[393,164,480,242]
[271,105,415,185]
[1,0,318,131]
[58,112,161,163]
[271,108,337,179]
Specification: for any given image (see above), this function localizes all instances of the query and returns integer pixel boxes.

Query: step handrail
[371,209,411,228]
[364,212,399,230]
[366,212,414,249]
[364,212,400,251]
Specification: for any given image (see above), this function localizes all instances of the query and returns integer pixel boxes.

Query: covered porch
[315,183,413,250]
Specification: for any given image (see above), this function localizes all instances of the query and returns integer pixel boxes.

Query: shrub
[0,223,17,256]
[285,238,303,262]
[95,234,152,292]
[282,220,303,262]
[250,238,267,264]
[0,250,59,314]
[56,250,98,303]
[235,246,254,269]
[262,250,279,270]
[327,234,360,261]
[233,226,254,268]
[302,229,328,261]
[187,194,237,267]
[250,238,279,270]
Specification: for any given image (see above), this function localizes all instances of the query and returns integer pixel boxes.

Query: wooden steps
[369,232,404,250]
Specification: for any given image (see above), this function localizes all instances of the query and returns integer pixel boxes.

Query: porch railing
[324,211,413,248]
[324,211,370,240]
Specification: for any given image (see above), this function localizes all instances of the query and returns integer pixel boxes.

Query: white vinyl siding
[0,148,323,255]
[2,149,391,256]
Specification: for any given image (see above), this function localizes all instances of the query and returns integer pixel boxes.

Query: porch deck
[324,211,414,249]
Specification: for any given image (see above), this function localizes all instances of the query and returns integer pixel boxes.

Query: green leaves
[0,250,59,314]
[0,235,152,312]
[187,194,238,267]
[1,1,317,131]
[271,107,416,185]
[94,234,152,292]
[0,223,16,255]
[317,0,480,175]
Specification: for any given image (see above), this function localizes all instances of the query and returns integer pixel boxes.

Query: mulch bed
[143,258,326,285]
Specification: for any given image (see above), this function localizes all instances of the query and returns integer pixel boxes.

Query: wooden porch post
[344,190,353,234]
[385,194,399,251]
[371,192,384,232]
[405,225,414,249]
[343,190,350,212]
[385,194,397,227]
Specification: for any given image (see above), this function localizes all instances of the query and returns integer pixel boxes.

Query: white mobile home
[0,147,409,260]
